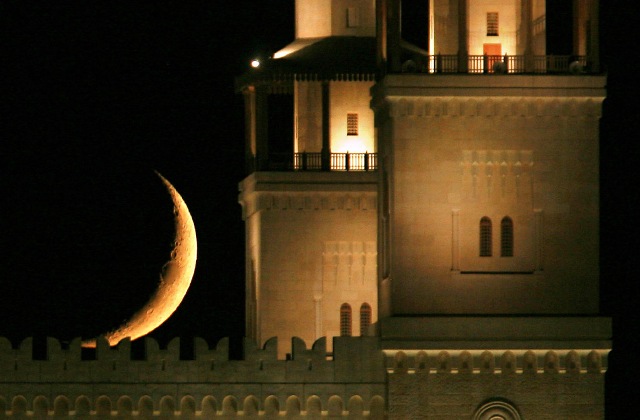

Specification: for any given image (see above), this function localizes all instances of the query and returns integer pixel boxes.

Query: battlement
[0,335,386,418]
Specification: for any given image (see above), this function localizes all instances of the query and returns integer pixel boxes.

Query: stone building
[0,0,610,418]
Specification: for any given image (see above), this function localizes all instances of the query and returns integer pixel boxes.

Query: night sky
[2,0,295,348]
[1,0,637,415]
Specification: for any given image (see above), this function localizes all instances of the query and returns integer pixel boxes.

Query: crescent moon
[83,172,197,347]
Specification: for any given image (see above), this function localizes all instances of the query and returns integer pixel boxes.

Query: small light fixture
[251,59,260,68]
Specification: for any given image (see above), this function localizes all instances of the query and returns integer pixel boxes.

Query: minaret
[237,0,379,357]
[372,0,610,417]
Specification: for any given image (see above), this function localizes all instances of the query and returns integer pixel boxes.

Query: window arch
[360,303,372,336]
[480,217,492,257]
[340,303,352,336]
[473,399,521,420]
[500,216,513,257]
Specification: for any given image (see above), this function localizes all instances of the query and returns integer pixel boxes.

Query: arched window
[360,303,372,335]
[480,217,492,257]
[501,216,513,257]
[473,399,521,420]
[340,303,352,336]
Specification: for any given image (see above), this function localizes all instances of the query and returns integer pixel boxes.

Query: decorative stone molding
[0,394,386,418]
[386,97,603,119]
[255,192,377,214]
[384,349,606,374]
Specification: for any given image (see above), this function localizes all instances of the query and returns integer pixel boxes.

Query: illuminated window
[360,303,372,335]
[487,12,499,36]
[347,113,358,136]
[480,217,492,257]
[501,216,514,257]
[340,303,352,336]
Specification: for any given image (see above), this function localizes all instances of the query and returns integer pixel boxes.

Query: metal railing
[423,54,590,74]
[250,152,378,173]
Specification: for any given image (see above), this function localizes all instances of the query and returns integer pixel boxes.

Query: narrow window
[340,303,352,336]
[487,12,499,36]
[480,217,492,257]
[360,303,372,336]
[347,113,359,136]
[501,216,514,257]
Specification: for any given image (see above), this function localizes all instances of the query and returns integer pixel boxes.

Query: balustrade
[416,54,590,74]
[250,152,378,172]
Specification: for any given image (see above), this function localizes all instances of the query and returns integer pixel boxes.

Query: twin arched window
[340,303,372,336]
[480,216,513,257]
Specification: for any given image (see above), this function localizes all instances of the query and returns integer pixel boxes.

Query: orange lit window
[347,113,358,136]
[487,12,499,36]
[501,216,514,257]
[340,303,352,336]
[360,303,372,335]
[480,217,492,257]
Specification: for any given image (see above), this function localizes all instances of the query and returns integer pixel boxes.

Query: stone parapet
[0,336,386,418]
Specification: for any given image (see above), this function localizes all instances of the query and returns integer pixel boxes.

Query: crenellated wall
[0,335,385,418]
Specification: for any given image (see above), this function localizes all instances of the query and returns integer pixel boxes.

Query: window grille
[480,217,492,257]
[347,113,359,136]
[501,216,514,257]
[487,12,499,36]
[360,303,372,336]
[340,303,352,336]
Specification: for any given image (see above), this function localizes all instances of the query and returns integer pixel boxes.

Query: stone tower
[237,0,380,357]
[238,0,610,416]
[372,0,610,417]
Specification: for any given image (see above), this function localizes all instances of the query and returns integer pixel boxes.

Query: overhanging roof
[236,36,377,91]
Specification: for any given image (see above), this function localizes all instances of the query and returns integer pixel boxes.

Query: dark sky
[1,0,637,414]
[2,0,295,348]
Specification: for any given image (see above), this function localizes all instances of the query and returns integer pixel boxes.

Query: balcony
[404,54,592,75]
[248,152,378,173]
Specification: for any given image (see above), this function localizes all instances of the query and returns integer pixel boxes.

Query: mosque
[0,1,610,418]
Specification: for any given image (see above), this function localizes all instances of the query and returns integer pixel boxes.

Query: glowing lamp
[251,59,260,68]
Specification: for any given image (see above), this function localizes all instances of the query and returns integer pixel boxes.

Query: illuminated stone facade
[0,0,610,418]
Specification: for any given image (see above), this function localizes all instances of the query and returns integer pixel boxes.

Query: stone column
[255,86,270,171]
[589,0,600,72]
[321,80,331,171]
[522,0,534,72]
[457,0,468,72]
[387,0,402,73]
[243,88,256,174]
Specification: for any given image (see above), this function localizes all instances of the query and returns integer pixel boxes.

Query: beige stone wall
[430,0,546,57]
[330,81,376,154]
[295,81,375,155]
[295,0,375,39]
[373,75,604,315]
[432,0,459,55]
[294,81,323,154]
[469,0,519,56]
[240,172,378,357]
